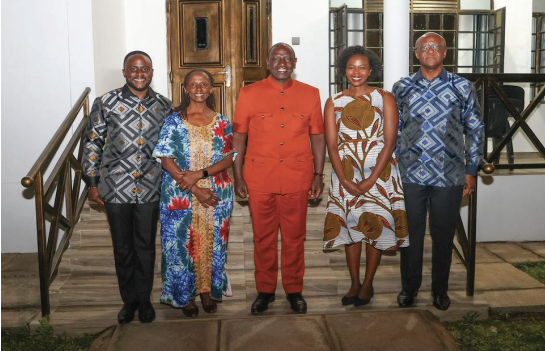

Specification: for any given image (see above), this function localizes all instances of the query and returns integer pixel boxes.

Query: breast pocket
[292,113,310,133]
[249,112,273,132]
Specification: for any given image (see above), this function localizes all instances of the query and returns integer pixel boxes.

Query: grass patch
[1,317,98,351]
[514,261,545,284]
[446,312,545,351]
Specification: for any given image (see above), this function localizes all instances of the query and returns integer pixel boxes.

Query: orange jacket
[233,76,324,194]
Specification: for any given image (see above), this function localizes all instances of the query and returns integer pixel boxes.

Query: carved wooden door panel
[167,0,271,119]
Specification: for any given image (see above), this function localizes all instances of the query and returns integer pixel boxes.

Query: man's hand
[193,187,220,208]
[234,178,249,198]
[88,187,104,205]
[463,175,476,196]
[175,170,202,192]
[308,176,324,199]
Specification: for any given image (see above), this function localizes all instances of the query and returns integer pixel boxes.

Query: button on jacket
[233,75,324,194]
[83,85,172,203]
[392,69,484,187]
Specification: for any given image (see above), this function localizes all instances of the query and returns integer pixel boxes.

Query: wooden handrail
[21,87,91,188]
[20,87,92,317]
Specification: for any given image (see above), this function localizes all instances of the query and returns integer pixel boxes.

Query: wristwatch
[201,169,209,179]
[314,172,325,179]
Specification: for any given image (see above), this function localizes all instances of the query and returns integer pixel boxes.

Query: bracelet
[314,172,325,179]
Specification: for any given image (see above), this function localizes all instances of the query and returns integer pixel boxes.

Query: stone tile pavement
[2,241,545,350]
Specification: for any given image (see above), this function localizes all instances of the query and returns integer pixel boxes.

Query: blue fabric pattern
[153,112,234,307]
[392,69,484,187]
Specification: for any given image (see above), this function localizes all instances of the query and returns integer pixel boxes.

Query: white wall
[93,0,169,97]
[1,0,96,252]
[92,0,127,96]
[330,0,362,8]
[124,0,170,98]
[461,173,545,242]
[272,0,330,107]
[92,0,170,97]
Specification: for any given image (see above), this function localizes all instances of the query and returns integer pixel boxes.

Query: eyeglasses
[415,44,446,52]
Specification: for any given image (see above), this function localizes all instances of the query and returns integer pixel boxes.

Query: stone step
[35,290,487,337]
[52,257,470,307]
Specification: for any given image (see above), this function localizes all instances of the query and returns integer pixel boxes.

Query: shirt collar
[266,74,295,90]
[411,68,448,83]
[121,84,157,100]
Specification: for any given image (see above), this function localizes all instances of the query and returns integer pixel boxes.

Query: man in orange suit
[233,43,326,314]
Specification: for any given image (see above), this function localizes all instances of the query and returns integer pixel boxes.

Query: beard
[126,79,151,92]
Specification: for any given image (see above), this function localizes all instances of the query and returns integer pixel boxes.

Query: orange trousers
[248,190,308,294]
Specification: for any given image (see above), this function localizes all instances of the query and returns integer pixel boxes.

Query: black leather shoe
[118,302,139,324]
[432,293,451,311]
[287,293,307,314]
[354,287,374,307]
[138,301,156,323]
[251,293,275,315]
[397,290,418,308]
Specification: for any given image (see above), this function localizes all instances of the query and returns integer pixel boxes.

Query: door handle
[217,65,231,87]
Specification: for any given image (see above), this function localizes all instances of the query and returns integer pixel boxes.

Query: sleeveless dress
[323,89,410,251]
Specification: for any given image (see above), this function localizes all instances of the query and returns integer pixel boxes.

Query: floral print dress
[323,89,410,251]
[153,112,234,307]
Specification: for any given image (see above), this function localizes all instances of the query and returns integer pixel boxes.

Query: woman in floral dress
[323,46,409,307]
[153,70,234,317]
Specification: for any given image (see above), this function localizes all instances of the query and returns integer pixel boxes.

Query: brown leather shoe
[182,301,199,318]
[200,293,217,314]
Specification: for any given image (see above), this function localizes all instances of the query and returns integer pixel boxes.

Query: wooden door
[167,0,271,119]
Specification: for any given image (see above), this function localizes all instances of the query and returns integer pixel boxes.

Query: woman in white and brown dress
[323,46,409,307]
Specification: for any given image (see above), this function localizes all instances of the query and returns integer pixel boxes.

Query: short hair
[415,32,446,47]
[123,51,152,68]
[336,46,382,81]
[267,43,296,59]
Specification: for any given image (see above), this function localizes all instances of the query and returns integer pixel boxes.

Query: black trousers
[104,201,159,303]
[400,183,464,295]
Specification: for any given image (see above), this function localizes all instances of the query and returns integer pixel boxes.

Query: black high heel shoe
[341,295,357,306]
[341,284,362,306]
[354,287,374,307]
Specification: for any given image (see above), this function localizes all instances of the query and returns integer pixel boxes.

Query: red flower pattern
[213,120,228,138]
[220,219,229,243]
[167,196,190,210]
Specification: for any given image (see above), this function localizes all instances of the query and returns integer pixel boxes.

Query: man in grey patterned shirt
[83,51,172,324]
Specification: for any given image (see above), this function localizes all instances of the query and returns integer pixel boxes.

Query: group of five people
[83,31,483,324]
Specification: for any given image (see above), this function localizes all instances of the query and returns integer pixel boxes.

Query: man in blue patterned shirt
[392,32,484,311]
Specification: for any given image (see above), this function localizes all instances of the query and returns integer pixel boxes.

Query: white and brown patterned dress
[323,89,410,251]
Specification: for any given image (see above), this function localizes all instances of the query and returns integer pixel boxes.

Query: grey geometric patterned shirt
[83,85,172,203]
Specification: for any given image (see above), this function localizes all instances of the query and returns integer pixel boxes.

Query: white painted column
[383,0,410,91]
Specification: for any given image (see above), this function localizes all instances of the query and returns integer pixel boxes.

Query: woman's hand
[192,187,220,208]
[342,180,363,197]
[175,170,203,192]
[357,178,375,194]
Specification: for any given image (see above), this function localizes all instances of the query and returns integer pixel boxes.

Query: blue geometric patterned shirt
[392,69,484,187]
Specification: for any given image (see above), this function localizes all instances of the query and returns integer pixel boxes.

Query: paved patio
[2,183,545,350]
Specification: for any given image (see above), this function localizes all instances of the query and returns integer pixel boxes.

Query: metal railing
[455,74,545,296]
[21,88,92,316]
